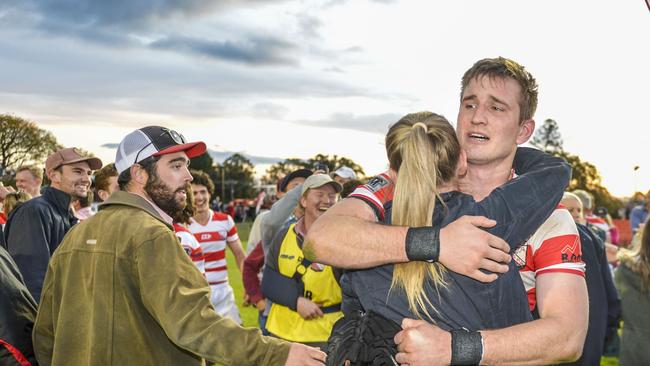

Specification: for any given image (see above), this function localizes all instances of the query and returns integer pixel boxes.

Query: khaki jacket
[33,191,290,365]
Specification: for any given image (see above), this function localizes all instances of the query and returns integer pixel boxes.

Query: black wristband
[405,226,440,262]
[450,329,483,365]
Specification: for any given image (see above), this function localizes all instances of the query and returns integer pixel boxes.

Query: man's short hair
[461,57,539,123]
[571,189,593,211]
[190,170,214,197]
[117,156,158,191]
[16,165,43,181]
[94,163,118,192]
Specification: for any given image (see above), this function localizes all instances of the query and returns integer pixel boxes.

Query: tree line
[0,114,629,216]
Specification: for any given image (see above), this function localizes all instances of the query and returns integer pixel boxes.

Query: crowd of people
[1,57,649,366]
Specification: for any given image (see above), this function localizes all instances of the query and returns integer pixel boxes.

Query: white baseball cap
[332,166,357,180]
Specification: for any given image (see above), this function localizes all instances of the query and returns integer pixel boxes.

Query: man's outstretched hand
[438,215,511,282]
[284,343,326,366]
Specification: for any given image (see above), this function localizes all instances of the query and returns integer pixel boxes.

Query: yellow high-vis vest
[266,224,343,343]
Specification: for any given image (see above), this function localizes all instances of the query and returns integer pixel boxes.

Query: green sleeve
[32,260,56,365]
[136,230,291,366]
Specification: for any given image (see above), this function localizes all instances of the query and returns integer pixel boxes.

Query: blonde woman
[616,218,650,365]
[328,112,572,365]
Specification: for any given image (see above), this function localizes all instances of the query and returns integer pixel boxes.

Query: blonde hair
[619,217,650,292]
[386,111,461,320]
[3,190,32,216]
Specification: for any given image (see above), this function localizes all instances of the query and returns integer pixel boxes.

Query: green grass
[227,222,259,328]
[230,222,620,366]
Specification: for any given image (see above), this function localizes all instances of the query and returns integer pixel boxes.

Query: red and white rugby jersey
[188,210,239,285]
[348,171,395,221]
[173,223,206,275]
[585,214,610,233]
[512,207,585,311]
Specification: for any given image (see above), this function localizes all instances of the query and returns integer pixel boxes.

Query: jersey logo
[560,237,582,263]
[512,244,528,269]
[365,175,390,193]
[195,232,224,242]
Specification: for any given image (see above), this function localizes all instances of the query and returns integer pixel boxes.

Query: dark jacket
[3,187,76,302]
[615,261,650,366]
[33,191,290,366]
[341,147,571,331]
[563,224,621,366]
[0,245,38,366]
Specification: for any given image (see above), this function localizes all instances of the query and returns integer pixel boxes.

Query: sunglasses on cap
[134,127,187,166]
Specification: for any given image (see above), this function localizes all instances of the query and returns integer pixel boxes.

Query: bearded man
[32,126,326,366]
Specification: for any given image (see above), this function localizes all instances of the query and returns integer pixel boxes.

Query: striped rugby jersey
[188,210,239,285]
[173,223,206,276]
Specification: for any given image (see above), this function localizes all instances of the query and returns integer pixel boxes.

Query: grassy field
[229,222,620,365]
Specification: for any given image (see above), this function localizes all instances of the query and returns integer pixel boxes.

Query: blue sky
[1,0,648,196]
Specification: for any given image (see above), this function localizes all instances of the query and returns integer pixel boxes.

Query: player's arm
[480,273,588,364]
[395,273,588,365]
[304,194,511,281]
[227,238,246,272]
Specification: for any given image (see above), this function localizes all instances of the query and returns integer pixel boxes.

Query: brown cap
[45,148,103,173]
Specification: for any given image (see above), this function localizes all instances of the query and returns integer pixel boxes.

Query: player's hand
[296,297,323,320]
[394,318,451,366]
[284,343,326,366]
[439,215,511,282]
[255,298,267,312]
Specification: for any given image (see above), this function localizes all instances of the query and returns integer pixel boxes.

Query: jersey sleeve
[226,214,239,242]
[530,209,586,277]
[347,171,394,221]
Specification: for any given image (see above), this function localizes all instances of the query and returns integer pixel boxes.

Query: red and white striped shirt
[188,210,239,285]
[173,223,206,276]
[512,207,585,310]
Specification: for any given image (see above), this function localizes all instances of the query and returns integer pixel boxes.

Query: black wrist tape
[450,329,483,365]
[405,226,440,262]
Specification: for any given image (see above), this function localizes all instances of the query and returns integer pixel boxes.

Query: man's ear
[47,169,60,184]
[516,118,535,145]
[299,195,307,210]
[98,189,109,202]
[130,165,149,186]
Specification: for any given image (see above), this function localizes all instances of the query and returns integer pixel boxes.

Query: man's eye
[491,105,504,112]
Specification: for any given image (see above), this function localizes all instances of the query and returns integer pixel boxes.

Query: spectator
[630,198,650,235]
[573,189,610,243]
[0,244,38,365]
[31,125,324,366]
[263,174,343,350]
[243,170,311,334]
[561,192,622,365]
[3,190,32,220]
[188,170,246,324]
[15,165,43,198]
[93,163,119,202]
[4,147,102,302]
[616,217,650,365]
[339,179,363,199]
[625,191,645,220]
[72,190,94,221]
[172,184,206,276]
[331,166,357,185]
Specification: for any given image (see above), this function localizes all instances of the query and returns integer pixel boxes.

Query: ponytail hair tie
[412,122,428,133]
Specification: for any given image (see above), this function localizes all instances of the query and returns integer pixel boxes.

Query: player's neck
[459,159,513,201]
[193,207,211,225]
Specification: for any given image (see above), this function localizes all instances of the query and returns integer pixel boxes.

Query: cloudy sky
[1,0,648,196]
